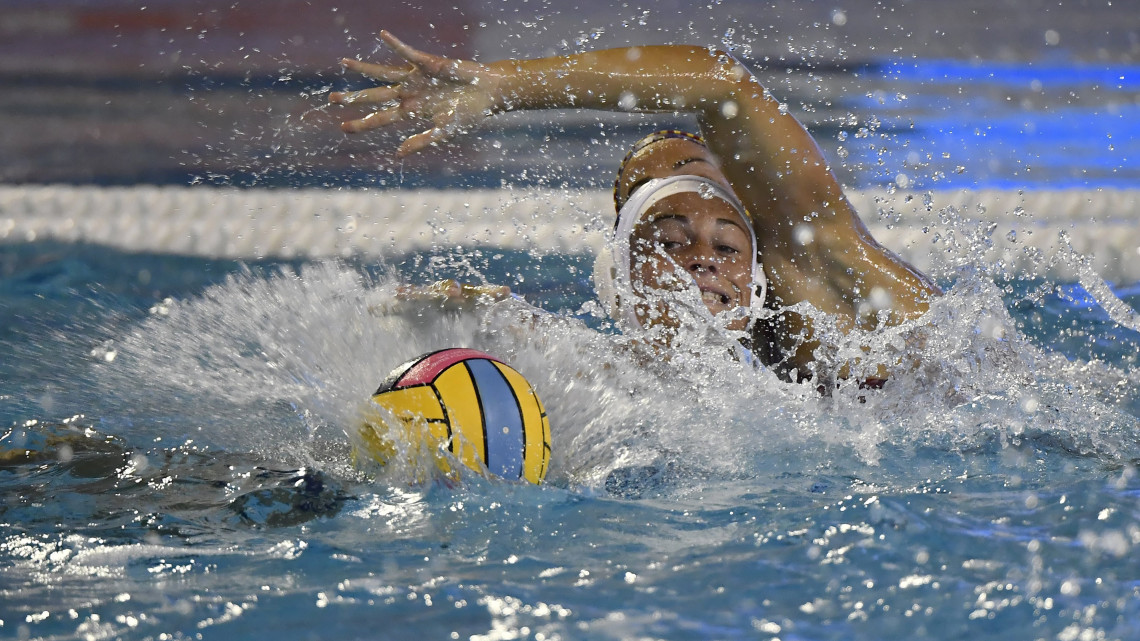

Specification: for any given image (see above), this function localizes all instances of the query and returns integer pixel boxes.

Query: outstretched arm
[331,33,939,372]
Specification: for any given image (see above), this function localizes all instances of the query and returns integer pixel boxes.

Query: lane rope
[2,185,1138,281]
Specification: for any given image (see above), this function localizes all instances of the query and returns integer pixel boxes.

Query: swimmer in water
[392,173,766,365]
[596,172,767,360]
[329,32,941,381]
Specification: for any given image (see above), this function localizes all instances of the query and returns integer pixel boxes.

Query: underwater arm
[368,279,513,316]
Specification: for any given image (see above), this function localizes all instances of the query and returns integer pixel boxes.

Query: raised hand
[330,31,505,157]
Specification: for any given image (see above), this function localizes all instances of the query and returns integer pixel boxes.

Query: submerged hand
[369,279,513,316]
[330,31,504,156]
[396,279,512,305]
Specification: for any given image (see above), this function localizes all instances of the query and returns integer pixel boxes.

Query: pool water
[2,236,1139,640]
[3,11,1140,636]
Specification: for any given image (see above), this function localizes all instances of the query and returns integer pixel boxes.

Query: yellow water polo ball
[360,348,551,484]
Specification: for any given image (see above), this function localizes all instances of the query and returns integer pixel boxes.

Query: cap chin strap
[592,175,767,332]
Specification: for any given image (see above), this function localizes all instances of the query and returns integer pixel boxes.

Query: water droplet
[1021,396,1039,413]
[869,287,892,310]
[130,453,149,472]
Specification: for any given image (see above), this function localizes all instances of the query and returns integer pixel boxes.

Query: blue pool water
[3,17,1140,637]
[3,237,1140,640]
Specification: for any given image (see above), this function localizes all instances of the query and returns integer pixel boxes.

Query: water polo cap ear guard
[612,130,708,211]
[593,174,767,331]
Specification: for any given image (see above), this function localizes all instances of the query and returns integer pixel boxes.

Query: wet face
[617,138,733,209]
[628,191,754,331]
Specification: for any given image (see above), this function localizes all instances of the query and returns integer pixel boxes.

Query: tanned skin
[330,32,941,378]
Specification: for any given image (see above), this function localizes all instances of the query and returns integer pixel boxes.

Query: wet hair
[612,130,708,214]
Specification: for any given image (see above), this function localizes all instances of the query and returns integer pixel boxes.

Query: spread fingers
[341,107,405,133]
[397,126,453,157]
[339,58,411,82]
[379,31,468,80]
[329,85,400,105]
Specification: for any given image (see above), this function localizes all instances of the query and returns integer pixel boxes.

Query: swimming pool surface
[3,7,1140,636]
[2,237,1139,640]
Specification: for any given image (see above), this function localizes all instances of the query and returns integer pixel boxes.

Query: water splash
[53,247,1132,497]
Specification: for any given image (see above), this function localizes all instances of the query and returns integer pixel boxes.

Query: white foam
[70,543,243,568]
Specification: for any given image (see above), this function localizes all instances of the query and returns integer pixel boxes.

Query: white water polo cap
[592,175,767,330]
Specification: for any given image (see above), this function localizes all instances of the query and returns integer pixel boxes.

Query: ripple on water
[2,244,1139,640]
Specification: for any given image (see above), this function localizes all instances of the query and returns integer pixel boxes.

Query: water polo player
[330,32,941,380]
[594,173,766,355]
[388,173,767,361]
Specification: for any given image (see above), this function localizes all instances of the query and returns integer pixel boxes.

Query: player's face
[628,191,754,331]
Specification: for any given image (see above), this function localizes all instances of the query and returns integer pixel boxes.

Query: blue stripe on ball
[467,358,524,479]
